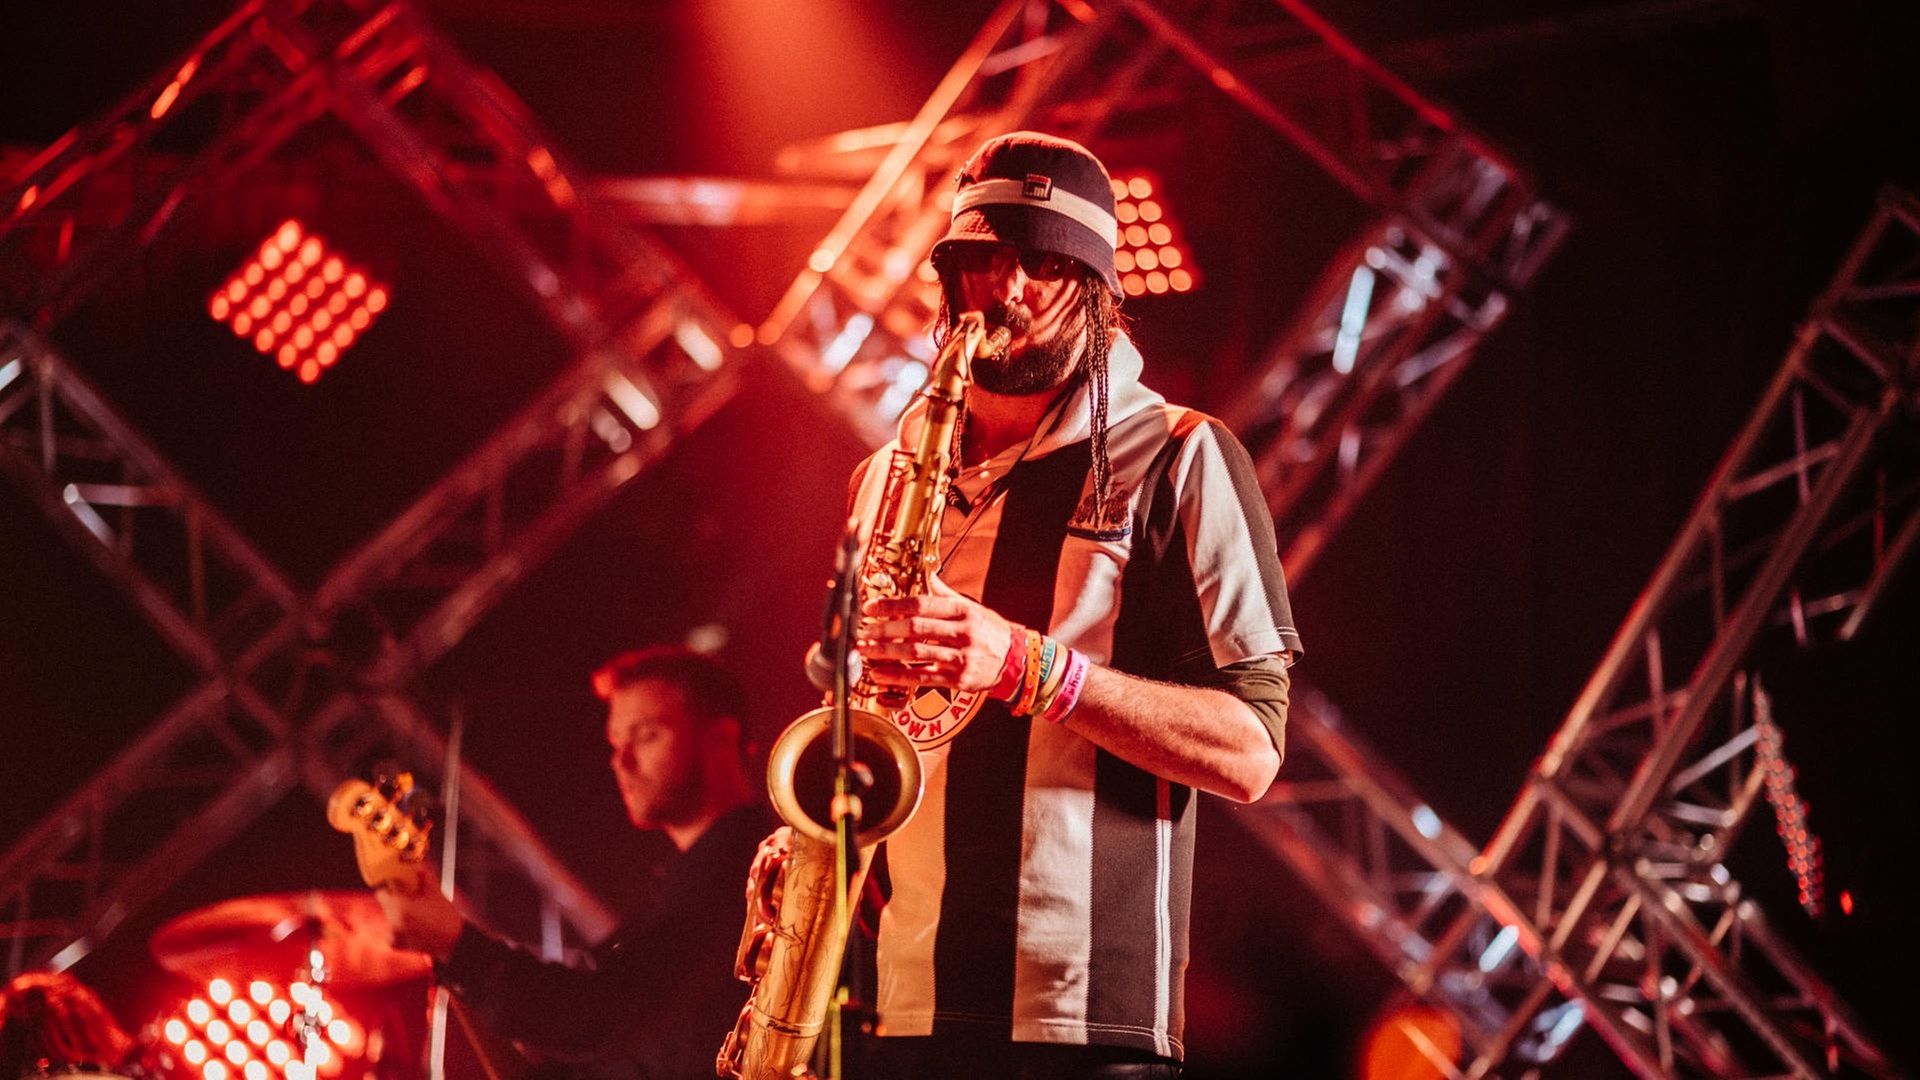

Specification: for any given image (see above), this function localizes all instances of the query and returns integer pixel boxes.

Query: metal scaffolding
[0,0,747,971]
[2,2,1904,1078]
[1244,188,1919,1078]
[1471,186,1918,1078]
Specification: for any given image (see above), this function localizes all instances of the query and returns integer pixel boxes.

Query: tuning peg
[372,759,406,799]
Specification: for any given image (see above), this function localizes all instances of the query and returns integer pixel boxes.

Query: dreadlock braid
[1082,281,1119,531]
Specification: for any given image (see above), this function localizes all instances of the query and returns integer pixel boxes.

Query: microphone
[805,519,864,691]
[804,641,863,693]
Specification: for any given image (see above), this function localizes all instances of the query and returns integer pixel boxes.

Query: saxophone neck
[928,312,1008,405]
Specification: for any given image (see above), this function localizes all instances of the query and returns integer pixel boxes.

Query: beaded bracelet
[991,625,1029,702]
[1037,647,1091,724]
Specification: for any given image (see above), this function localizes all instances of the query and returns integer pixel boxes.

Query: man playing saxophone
[755,131,1302,1080]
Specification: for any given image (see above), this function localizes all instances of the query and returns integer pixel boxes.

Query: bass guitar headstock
[327,767,436,894]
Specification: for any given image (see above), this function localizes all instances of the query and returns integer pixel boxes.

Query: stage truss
[1245,188,1919,1078]
[0,2,1907,1077]
[0,0,747,967]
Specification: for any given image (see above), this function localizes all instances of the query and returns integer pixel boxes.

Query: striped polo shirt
[851,331,1301,1058]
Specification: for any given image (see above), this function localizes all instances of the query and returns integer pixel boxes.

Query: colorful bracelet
[1013,631,1046,716]
[1034,636,1059,704]
[1034,639,1067,712]
[1026,639,1071,718]
[1037,648,1091,725]
[990,625,1029,702]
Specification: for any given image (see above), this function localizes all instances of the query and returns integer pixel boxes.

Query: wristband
[1023,636,1067,718]
[1013,632,1046,716]
[990,625,1029,702]
[1038,648,1091,724]
[1035,636,1058,701]
[1027,639,1070,718]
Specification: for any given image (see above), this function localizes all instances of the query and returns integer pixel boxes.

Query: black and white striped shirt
[852,332,1301,1058]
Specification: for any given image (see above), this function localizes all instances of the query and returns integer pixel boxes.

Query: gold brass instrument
[718,313,1009,1080]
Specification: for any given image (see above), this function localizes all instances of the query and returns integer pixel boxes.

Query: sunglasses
[948,243,1079,283]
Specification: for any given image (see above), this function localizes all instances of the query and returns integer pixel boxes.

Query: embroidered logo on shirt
[891,685,985,748]
[1022,173,1053,200]
[1067,481,1136,541]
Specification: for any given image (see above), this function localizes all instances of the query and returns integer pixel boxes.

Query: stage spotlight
[1108,172,1200,297]
[154,978,372,1080]
[1359,1000,1462,1080]
[209,220,389,384]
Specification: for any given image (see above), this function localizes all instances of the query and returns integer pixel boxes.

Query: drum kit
[123,774,453,1080]
[143,892,429,1080]
[149,891,429,990]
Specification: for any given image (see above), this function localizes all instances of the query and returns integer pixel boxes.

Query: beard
[970,300,1084,396]
[621,769,703,830]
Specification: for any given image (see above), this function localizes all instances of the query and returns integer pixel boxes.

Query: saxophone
[717,313,1009,1080]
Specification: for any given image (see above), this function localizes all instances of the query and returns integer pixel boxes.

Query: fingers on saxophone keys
[865,655,962,687]
[862,595,958,621]
[862,637,959,663]
[860,616,963,648]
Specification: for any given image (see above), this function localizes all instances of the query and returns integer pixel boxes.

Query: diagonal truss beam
[753,0,1567,572]
[1467,185,1919,1079]
[0,0,749,973]
[1245,187,1917,1079]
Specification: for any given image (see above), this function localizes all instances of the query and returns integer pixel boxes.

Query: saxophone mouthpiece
[953,310,1008,357]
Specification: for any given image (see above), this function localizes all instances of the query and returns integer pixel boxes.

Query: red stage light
[1109,171,1201,295]
[157,979,373,1080]
[1359,1001,1461,1079]
[208,220,388,382]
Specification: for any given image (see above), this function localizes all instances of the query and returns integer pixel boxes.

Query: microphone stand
[820,523,866,1080]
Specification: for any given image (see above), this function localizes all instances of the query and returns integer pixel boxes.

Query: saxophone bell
[766,707,922,849]
[718,708,922,1080]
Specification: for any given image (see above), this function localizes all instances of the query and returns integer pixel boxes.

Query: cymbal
[151,891,430,988]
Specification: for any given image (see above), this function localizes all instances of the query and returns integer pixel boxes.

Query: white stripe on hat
[953,178,1118,249]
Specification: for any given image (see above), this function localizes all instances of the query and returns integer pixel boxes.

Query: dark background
[3,1,1917,1077]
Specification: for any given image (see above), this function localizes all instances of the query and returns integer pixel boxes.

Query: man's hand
[372,870,465,964]
[858,575,1017,693]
